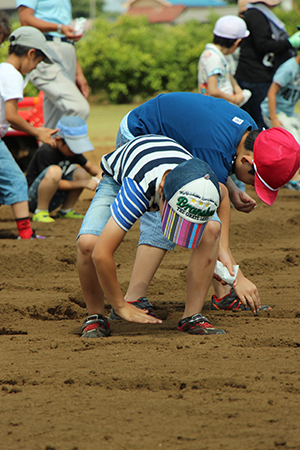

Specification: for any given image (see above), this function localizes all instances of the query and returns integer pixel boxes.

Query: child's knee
[204,220,221,242]
[73,167,88,181]
[45,165,62,182]
[77,234,97,259]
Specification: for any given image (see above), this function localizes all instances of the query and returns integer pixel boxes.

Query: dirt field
[1,142,300,449]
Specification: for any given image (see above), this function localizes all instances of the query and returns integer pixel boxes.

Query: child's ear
[27,49,36,59]
[158,170,171,193]
[234,38,242,49]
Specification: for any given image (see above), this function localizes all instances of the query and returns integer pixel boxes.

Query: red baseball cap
[253,128,300,206]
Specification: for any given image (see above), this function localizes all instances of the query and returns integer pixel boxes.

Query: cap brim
[64,136,94,154]
[161,201,207,249]
[254,173,278,206]
[40,45,54,64]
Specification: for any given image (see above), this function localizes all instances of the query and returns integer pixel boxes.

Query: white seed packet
[214,260,239,286]
[74,17,86,35]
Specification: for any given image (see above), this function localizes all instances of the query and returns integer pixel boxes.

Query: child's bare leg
[125,245,166,302]
[77,234,105,315]
[62,167,87,209]
[183,220,221,318]
[37,165,62,210]
[212,278,231,298]
[11,201,30,219]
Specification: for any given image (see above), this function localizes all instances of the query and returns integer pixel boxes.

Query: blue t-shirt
[261,57,300,118]
[16,0,72,36]
[127,92,257,184]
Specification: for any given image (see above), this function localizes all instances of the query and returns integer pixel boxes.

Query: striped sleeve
[111,177,150,232]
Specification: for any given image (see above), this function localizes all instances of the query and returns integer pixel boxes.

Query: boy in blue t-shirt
[261,52,300,190]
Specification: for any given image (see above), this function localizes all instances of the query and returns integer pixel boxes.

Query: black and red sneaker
[177,314,225,335]
[81,314,111,338]
[108,297,158,320]
[210,288,271,311]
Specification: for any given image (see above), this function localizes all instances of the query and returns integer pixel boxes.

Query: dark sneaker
[81,314,111,338]
[210,288,271,311]
[108,297,157,320]
[177,313,225,335]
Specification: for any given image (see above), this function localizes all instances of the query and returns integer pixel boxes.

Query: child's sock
[34,208,49,214]
[59,208,72,214]
[16,217,33,239]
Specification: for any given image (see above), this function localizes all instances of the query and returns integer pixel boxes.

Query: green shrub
[76,15,215,103]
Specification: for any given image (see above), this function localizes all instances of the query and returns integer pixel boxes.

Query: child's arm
[57,178,99,192]
[5,99,58,147]
[216,184,261,313]
[230,74,243,96]
[215,183,234,276]
[83,161,103,180]
[92,216,162,324]
[207,75,244,104]
[267,82,283,128]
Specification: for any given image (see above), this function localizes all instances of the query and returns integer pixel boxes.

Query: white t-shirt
[0,63,24,138]
[198,43,233,95]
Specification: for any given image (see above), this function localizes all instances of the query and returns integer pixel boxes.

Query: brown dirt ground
[1,143,300,450]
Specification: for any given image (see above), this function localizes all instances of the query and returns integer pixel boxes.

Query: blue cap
[56,116,94,154]
[161,159,220,249]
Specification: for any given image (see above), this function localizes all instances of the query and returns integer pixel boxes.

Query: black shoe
[81,314,111,338]
[108,297,157,320]
[210,288,271,311]
[177,313,225,335]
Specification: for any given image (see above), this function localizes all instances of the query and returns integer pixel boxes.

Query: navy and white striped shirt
[101,135,192,232]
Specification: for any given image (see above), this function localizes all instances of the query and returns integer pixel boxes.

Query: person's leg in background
[236,80,270,128]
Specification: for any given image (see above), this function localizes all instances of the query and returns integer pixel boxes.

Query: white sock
[59,208,72,214]
[35,209,48,214]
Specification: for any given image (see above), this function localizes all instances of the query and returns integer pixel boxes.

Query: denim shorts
[28,166,74,213]
[0,139,29,205]
[139,210,221,251]
[77,174,121,239]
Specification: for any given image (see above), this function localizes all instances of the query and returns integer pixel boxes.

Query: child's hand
[235,92,245,105]
[215,248,235,285]
[229,189,257,213]
[271,117,284,128]
[36,127,59,147]
[233,274,260,314]
[113,302,162,324]
[85,178,99,191]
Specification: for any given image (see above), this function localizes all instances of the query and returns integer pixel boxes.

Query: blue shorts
[0,139,29,205]
[77,174,120,239]
[28,166,75,213]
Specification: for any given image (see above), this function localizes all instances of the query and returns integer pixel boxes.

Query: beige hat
[8,26,53,64]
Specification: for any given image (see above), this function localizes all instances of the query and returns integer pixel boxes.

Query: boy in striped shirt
[77,135,233,337]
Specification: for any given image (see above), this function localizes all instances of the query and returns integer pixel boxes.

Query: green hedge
[76,14,218,103]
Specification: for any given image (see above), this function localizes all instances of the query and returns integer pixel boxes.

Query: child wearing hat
[26,116,102,223]
[198,15,252,108]
[77,135,232,337]
[114,93,300,316]
[260,50,300,190]
[0,26,58,239]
